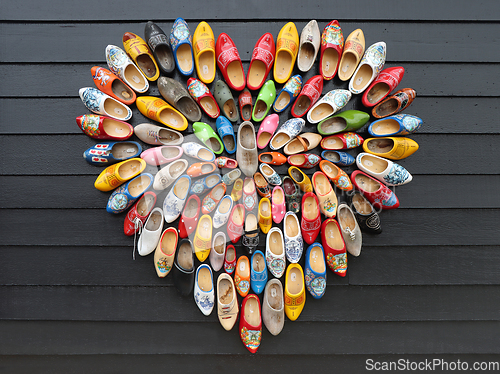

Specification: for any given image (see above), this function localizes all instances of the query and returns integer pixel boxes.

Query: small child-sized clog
[258,152,287,166]
[320,132,364,150]
[306,89,352,124]
[282,176,301,213]
[349,41,386,95]
[253,172,271,199]
[79,87,132,121]
[215,157,238,169]
[291,75,323,118]
[187,78,220,119]
[84,141,141,166]
[260,164,282,186]
[288,166,312,193]
[136,96,188,131]
[170,18,194,76]
[216,33,245,91]
[105,44,149,93]
[186,162,217,178]
[247,32,275,90]
[317,109,370,136]
[215,116,236,154]
[272,75,302,113]
[106,173,154,214]
[368,113,423,137]
[193,122,224,155]
[242,177,258,212]
[274,22,299,84]
[123,32,160,81]
[222,168,242,186]
[252,80,276,122]
[239,89,253,121]
[224,245,237,274]
[337,203,363,257]
[193,21,216,84]
[319,20,344,81]
[76,114,133,141]
[144,21,175,75]
[91,66,136,105]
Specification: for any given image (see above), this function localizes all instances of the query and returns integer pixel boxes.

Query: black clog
[144,21,175,75]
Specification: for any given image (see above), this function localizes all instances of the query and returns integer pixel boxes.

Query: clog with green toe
[193,122,225,155]
[317,110,370,136]
[252,80,276,122]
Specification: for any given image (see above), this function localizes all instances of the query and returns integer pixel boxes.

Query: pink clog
[256,114,280,149]
[271,186,286,224]
[140,145,183,166]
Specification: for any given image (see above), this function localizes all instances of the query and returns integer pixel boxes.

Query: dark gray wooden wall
[1,1,500,372]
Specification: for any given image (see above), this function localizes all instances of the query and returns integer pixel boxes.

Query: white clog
[79,87,132,121]
[306,89,352,124]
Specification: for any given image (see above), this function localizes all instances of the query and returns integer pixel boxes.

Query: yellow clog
[193,214,213,262]
[258,198,273,234]
[94,158,146,192]
[123,32,160,81]
[288,166,312,193]
[136,96,188,131]
[193,21,216,84]
[274,22,299,84]
[284,263,305,321]
[362,137,419,160]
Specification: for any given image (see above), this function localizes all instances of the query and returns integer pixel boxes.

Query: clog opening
[252,252,265,272]
[206,175,220,189]
[145,210,162,231]
[261,164,273,177]
[287,267,302,294]
[285,137,309,154]
[245,213,258,237]
[244,296,260,326]
[200,96,219,118]
[212,184,225,200]
[160,230,177,256]
[117,159,142,180]
[112,142,139,159]
[325,221,344,250]
[312,173,331,195]
[176,44,194,73]
[338,51,357,81]
[259,154,272,163]
[241,103,252,121]
[360,154,388,173]
[218,278,233,304]
[352,193,373,215]
[226,61,245,89]
[247,60,267,89]
[136,194,155,216]
[198,216,212,240]
[161,146,181,160]
[196,148,214,162]
[226,246,235,262]
[275,50,293,82]
[198,50,215,82]
[155,44,174,72]
[320,161,339,179]
[303,195,318,220]
[374,99,399,118]
[243,178,255,194]
[238,257,250,277]
[111,79,134,101]
[351,64,373,92]
[124,64,146,91]
[323,137,344,150]
[197,267,212,292]
[201,163,215,174]
[309,245,325,273]
[283,178,297,195]
[174,176,190,199]
[253,99,268,120]
[184,197,199,219]
[319,117,346,135]
[222,134,235,152]
[240,124,256,149]
[232,205,245,225]
[274,91,291,111]
[290,168,304,183]
[321,48,340,79]
[177,241,194,270]
[310,103,335,122]
[293,95,311,117]
[271,133,290,149]
[298,43,315,71]
[269,230,283,256]
[260,199,270,216]
[371,118,400,136]
[366,82,390,104]
[177,98,200,121]
[323,151,340,162]
[158,128,182,144]
[273,188,284,205]
[104,99,129,120]
[267,283,283,309]
[128,174,151,197]
[288,154,306,167]
[218,197,232,214]
[213,234,225,254]
[223,99,238,120]
[205,137,222,153]
[354,173,380,193]
[338,206,356,232]
[170,160,187,179]
[159,108,185,130]
[285,213,299,237]
[136,54,157,78]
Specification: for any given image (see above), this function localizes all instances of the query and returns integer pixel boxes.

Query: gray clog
[214,80,239,122]
[158,76,201,122]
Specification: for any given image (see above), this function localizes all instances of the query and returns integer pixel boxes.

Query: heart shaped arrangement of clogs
[77,18,422,353]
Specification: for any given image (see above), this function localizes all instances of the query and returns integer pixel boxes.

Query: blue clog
[190,173,222,195]
[83,141,142,166]
[215,116,236,154]
[321,150,355,167]
[272,75,302,113]
[169,18,194,76]
[106,173,154,214]
[368,114,423,137]
[304,242,327,299]
[250,250,268,295]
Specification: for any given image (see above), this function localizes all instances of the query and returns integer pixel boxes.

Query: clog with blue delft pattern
[368,114,422,137]
[305,242,327,299]
[84,141,141,166]
[163,175,192,223]
[170,18,194,76]
[105,44,149,93]
[349,41,386,95]
[79,87,132,121]
[307,89,352,124]
[356,153,412,187]
[273,75,302,113]
[321,150,355,166]
[106,173,154,214]
[194,264,214,316]
[181,142,215,162]
[250,250,268,295]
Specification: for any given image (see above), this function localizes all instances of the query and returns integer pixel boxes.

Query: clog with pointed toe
[291,75,323,118]
[362,66,405,107]
[187,78,220,119]
[216,33,245,91]
[372,88,416,119]
[349,41,386,94]
[247,33,275,90]
[84,141,141,166]
[123,32,159,81]
[193,215,213,262]
[252,80,276,122]
[368,113,422,137]
[351,170,400,210]
[362,137,419,160]
[284,264,306,321]
[169,18,194,76]
[136,96,187,131]
[305,243,327,299]
[76,114,133,140]
[321,218,347,277]
[317,109,370,136]
[306,89,352,124]
[94,158,146,192]
[273,75,302,113]
[239,294,262,353]
[320,20,344,80]
[338,28,365,81]
[356,151,413,187]
[91,66,136,105]
[79,87,132,121]
[297,20,321,72]
[105,44,149,93]
[193,122,224,155]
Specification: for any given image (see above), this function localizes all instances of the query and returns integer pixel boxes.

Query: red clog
[239,89,253,121]
[320,132,364,150]
[123,191,157,236]
[216,33,246,91]
[187,78,220,119]
[224,244,237,274]
[291,75,323,118]
[351,170,400,210]
[239,294,262,354]
[300,192,321,244]
[247,33,276,91]
[319,20,344,81]
[178,194,201,238]
[287,153,321,169]
[76,114,133,140]
[227,204,245,243]
[321,218,347,277]
[361,66,405,107]
[91,66,136,106]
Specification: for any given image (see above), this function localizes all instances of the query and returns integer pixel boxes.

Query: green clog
[252,80,276,122]
[317,109,370,136]
[193,122,225,155]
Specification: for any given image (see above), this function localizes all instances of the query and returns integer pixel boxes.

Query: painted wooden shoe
[210,231,226,272]
[287,153,320,169]
[274,22,299,84]
[217,272,239,331]
[273,74,302,113]
[317,109,370,136]
[193,214,213,262]
[154,227,178,278]
[230,178,244,201]
[136,96,187,131]
[216,33,245,91]
[362,137,419,160]
[105,44,149,93]
[242,177,258,211]
[337,203,362,257]
[306,89,352,124]
[356,152,412,186]
[283,211,303,263]
[201,183,227,214]
[124,191,157,236]
[311,171,338,218]
[193,122,224,155]
[257,114,279,149]
[262,279,285,336]
[362,66,405,107]
[84,141,141,166]
[79,87,132,121]
[123,32,159,81]
[137,207,164,257]
[288,166,312,193]
[140,145,182,166]
[215,157,238,169]
[144,21,175,75]
[321,150,355,167]
[297,20,320,72]
[291,75,323,118]
[239,294,262,353]
[153,159,188,191]
[269,118,305,151]
[94,158,146,192]
[282,176,301,213]
[76,114,133,141]
[349,41,386,95]
[236,121,258,177]
[216,116,236,154]
[222,168,242,186]
[284,263,306,321]
[252,80,276,122]
[178,194,201,238]
[190,173,219,197]
[173,239,195,296]
[259,152,287,166]
[320,20,344,80]
[170,18,194,76]
[242,212,260,254]
[351,170,400,210]
[305,242,327,299]
[238,89,253,121]
[266,227,286,278]
[194,264,214,315]
[368,114,422,137]
[247,32,275,90]
[158,76,201,122]
[213,195,234,229]
[214,80,239,122]
[181,142,215,162]
[321,218,347,277]
[193,21,216,84]
[260,163,282,186]
[224,245,237,274]
[251,250,268,294]
[283,132,322,155]
[91,66,136,106]
[134,123,183,146]
[187,78,220,119]
[163,174,191,223]
[271,186,286,224]
[235,256,251,297]
[319,160,353,191]
[351,191,382,234]
[186,161,217,178]
[258,198,273,234]
[338,28,365,81]
[372,88,417,119]
[227,204,245,244]
[254,172,272,198]
[301,192,321,244]
[106,173,154,214]
[320,132,364,150]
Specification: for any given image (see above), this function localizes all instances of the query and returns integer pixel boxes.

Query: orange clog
[186,162,217,178]
[234,256,251,297]
[94,158,146,192]
[91,66,136,106]
[136,96,188,131]
[122,32,160,81]
[193,21,216,84]
[258,152,287,166]
[319,160,353,191]
[274,22,299,84]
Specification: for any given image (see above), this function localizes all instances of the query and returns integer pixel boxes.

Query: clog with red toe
[361,66,405,108]
[291,75,323,118]
[247,33,275,90]
[351,170,399,210]
[321,218,347,277]
[319,20,344,81]
[257,114,280,149]
[216,33,245,91]
[123,191,157,236]
[91,66,136,106]
[178,194,201,238]
[300,192,321,244]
